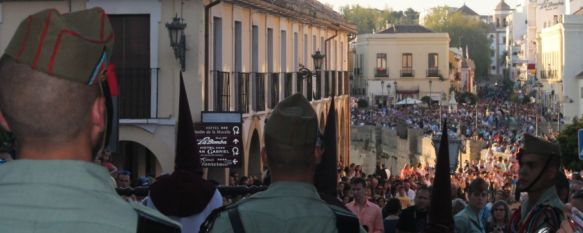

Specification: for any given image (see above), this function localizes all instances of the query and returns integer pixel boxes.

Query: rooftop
[495,0,512,11]
[379,24,434,33]
[456,4,479,16]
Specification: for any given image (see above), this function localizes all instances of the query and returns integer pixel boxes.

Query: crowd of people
[351,86,560,155]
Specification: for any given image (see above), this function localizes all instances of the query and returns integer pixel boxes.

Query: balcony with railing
[375,68,388,77]
[539,70,558,80]
[426,68,440,77]
[284,72,293,98]
[214,71,230,112]
[324,71,330,98]
[400,68,414,77]
[269,73,279,108]
[235,72,249,113]
[118,68,158,119]
[253,73,266,112]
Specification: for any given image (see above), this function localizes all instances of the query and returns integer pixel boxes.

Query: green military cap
[264,93,318,146]
[518,133,561,159]
[3,7,114,85]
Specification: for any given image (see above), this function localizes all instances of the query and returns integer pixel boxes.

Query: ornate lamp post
[298,51,325,100]
[432,129,462,174]
[166,15,187,71]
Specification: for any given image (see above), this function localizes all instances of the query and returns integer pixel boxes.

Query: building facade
[0,0,355,184]
[353,25,450,106]
[539,14,583,122]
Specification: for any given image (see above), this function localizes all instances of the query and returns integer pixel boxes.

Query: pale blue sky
[318,0,522,16]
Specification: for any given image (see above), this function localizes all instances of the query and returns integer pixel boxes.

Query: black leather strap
[135,209,181,233]
[334,211,361,233]
[228,207,246,233]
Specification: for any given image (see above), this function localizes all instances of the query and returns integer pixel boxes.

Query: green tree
[557,118,583,171]
[339,5,419,34]
[422,7,492,79]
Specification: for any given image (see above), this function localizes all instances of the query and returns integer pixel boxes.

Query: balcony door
[109,15,151,119]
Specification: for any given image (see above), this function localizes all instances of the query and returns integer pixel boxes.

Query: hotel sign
[194,123,243,168]
[538,0,564,11]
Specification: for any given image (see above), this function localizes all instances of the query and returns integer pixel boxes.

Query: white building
[539,14,583,122]
[489,0,513,77]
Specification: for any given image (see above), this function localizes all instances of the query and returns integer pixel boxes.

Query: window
[236,73,249,113]
[281,30,286,72]
[402,53,412,68]
[285,73,293,97]
[109,15,151,118]
[324,71,330,98]
[267,28,273,72]
[234,21,242,72]
[252,26,262,111]
[428,53,438,68]
[213,17,228,111]
[215,72,230,111]
[376,53,387,77]
[581,87,583,99]
[234,21,247,113]
[427,53,439,77]
[254,73,265,111]
[331,71,336,96]
[296,72,303,95]
[270,73,279,108]
[401,53,413,77]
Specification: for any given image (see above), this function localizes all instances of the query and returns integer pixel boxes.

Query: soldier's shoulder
[128,202,182,233]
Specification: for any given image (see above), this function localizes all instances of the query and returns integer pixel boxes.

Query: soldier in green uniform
[508,134,564,233]
[0,8,180,233]
[202,93,363,233]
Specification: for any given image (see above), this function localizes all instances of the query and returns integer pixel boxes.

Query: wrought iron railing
[427,68,440,77]
[401,68,415,77]
[284,72,293,98]
[214,71,230,111]
[118,68,158,119]
[270,73,279,109]
[253,73,266,112]
[236,72,249,113]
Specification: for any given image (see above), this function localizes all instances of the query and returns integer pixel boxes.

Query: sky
[318,0,522,16]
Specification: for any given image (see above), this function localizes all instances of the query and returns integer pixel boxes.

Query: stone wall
[350,126,481,176]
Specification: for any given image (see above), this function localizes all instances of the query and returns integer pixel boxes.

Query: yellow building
[0,0,355,184]
[353,25,451,106]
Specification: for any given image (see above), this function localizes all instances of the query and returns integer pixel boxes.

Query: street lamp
[381,80,385,107]
[387,83,391,106]
[432,129,462,174]
[166,15,187,71]
[429,80,433,108]
[298,51,326,100]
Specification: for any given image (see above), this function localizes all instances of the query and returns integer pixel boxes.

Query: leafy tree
[557,118,583,171]
[357,98,369,108]
[458,92,477,105]
[422,7,492,79]
[421,96,431,105]
[339,5,420,34]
